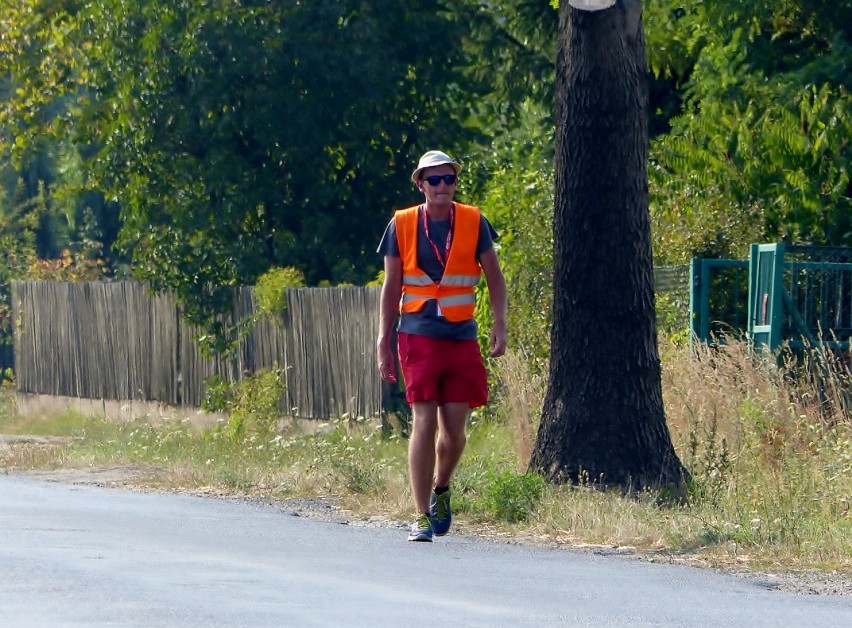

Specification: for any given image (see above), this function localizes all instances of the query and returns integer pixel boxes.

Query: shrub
[254,266,306,317]
[485,470,546,523]
[203,368,285,442]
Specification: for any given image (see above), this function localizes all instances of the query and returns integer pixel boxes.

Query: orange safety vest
[395,202,482,322]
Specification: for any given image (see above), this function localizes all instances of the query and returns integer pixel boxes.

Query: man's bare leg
[408,400,439,514]
[435,402,469,488]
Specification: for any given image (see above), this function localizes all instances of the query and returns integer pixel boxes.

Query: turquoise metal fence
[690,244,852,350]
[748,243,852,351]
[689,257,749,343]
[748,243,786,349]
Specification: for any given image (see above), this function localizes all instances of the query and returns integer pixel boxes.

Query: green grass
[0,403,93,437]
[2,341,851,573]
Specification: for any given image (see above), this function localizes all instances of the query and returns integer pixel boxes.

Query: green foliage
[484,470,546,523]
[0,1,120,264]
[89,0,485,338]
[3,0,491,350]
[0,4,122,369]
[467,103,555,366]
[443,0,557,125]
[684,410,733,506]
[652,85,851,262]
[0,182,37,364]
[309,417,390,494]
[202,368,285,442]
[366,269,384,288]
[646,0,852,262]
[3,0,850,358]
[254,267,306,317]
[24,249,107,281]
[655,292,691,345]
[0,3,85,154]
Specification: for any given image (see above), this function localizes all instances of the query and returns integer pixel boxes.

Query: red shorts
[397,332,488,408]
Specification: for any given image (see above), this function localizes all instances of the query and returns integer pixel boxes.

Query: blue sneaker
[430,490,452,536]
[407,513,433,542]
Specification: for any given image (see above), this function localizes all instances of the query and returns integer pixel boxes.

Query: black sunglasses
[423,174,457,186]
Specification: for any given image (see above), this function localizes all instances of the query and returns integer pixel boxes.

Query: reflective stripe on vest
[402,273,479,287]
[401,291,476,304]
[438,293,476,307]
[395,202,482,322]
[402,274,433,286]
[438,274,480,287]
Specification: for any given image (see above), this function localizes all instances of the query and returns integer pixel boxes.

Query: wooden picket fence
[11,281,382,419]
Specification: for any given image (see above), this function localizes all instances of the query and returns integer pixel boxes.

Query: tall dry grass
[495,337,852,569]
[493,347,546,468]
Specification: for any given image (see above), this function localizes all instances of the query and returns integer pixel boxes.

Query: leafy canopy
[645,0,851,261]
[3,0,491,349]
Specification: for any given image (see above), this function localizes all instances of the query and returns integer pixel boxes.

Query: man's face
[417,164,457,205]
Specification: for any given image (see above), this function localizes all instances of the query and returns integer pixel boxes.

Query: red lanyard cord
[420,204,454,270]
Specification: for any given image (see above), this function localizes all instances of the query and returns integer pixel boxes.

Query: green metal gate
[748,243,786,349]
[747,243,852,351]
[690,243,852,351]
[689,257,749,343]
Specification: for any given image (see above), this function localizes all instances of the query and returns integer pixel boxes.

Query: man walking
[377,150,508,541]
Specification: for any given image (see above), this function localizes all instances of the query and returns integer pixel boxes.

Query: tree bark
[529,0,687,495]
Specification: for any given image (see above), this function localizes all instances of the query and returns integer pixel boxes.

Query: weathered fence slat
[12,280,382,420]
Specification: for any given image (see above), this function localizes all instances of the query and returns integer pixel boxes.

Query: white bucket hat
[410,150,462,184]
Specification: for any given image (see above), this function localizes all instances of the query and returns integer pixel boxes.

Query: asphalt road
[1,475,850,627]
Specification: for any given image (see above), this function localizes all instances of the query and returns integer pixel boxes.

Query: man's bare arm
[479,247,508,358]
[377,255,402,381]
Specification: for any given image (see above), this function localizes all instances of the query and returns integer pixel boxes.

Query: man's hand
[479,247,508,358]
[377,339,397,383]
[377,255,402,383]
[489,321,507,358]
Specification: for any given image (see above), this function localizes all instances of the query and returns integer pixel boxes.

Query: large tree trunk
[529,0,687,494]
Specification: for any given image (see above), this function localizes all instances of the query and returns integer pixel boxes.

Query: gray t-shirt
[377,205,498,340]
